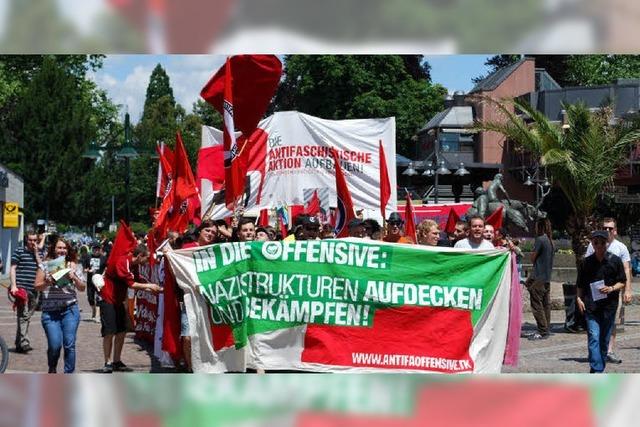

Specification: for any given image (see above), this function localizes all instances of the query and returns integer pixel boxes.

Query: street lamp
[524,167,552,208]
[115,112,139,223]
[402,162,418,176]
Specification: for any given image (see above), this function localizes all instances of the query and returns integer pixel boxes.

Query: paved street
[0,286,155,373]
[1,280,640,373]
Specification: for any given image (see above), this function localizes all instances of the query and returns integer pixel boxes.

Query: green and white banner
[167,239,513,373]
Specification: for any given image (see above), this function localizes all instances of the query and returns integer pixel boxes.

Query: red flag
[404,192,417,244]
[305,190,321,216]
[379,140,391,219]
[331,149,356,238]
[106,220,137,268]
[486,205,504,230]
[445,207,461,234]
[155,132,199,238]
[161,258,182,361]
[258,209,269,227]
[290,205,305,225]
[200,55,282,208]
[156,142,174,199]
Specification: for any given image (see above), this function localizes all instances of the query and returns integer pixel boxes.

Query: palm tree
[477,97,640,265]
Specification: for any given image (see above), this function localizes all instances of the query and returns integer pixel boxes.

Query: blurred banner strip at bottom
[0,375,631,427]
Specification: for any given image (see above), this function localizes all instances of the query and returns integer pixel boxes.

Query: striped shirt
[11,247,40,291]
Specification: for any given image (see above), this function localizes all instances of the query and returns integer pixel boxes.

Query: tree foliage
[477,98,640,262]
[272,55,446,157]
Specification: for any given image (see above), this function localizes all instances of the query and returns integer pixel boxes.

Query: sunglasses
[388,221,403,226]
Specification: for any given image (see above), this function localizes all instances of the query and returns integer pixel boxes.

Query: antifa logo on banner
[163,178,173,199]
[179,199,189,215]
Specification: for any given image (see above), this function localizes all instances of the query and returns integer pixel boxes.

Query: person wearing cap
[454,216,494,250]
[299,216,320,241]
[347,218,366,238]
[383,212,412,244]
[255,227,270,242]
[576,230,627,373]
[583,217,632,364]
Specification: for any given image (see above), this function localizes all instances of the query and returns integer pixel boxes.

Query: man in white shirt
[454,216,495,250]
[584,217,631,364]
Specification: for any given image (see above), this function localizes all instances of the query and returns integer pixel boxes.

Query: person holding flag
[100,224,162,374]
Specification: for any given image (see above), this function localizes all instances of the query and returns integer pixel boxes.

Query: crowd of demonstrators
[583,217,632,364]
[34,238,86,373]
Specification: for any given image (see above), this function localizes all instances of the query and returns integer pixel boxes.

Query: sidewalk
[522,279,640,312]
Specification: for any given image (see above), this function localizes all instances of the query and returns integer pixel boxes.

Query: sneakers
[606,352,623,364]
[528,333,549,341]
[102,363,113,374]
[112,361,133,372]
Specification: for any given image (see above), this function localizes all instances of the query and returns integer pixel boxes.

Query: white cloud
[93,55,227,123]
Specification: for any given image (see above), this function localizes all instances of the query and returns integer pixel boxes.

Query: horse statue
[466,173,547,232]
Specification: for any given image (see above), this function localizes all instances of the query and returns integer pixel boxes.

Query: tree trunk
[566,213,598,269]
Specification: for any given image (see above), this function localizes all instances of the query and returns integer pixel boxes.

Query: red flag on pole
[200,55,282,209]
[155,132,199,238]
[258,209,269,227]
[485,205,504,230]
[156,142,174,199]
[106,220,138,268]
[331,149,356,238]
[379,140,391,219]
[404,191,417,244]
[304,190,320,216]
[445,207,461,234]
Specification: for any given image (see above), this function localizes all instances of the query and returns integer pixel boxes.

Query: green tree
[478,98,640,264]
[272,55,446,157]
[142,64,176,123]
[563,55,640,86]
[4,57,96,222]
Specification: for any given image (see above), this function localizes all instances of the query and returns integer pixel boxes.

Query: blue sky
[92,55,492,123]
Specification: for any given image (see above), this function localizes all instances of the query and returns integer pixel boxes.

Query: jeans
[585,309,617,373]
[41,304,80,373]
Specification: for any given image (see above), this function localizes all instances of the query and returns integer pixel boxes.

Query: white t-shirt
[585,239,630,263]
[454,238,495,250]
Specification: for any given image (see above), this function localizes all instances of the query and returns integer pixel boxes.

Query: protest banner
[134,289,158,343]
[167,239,515,373]
[198,111,397,219]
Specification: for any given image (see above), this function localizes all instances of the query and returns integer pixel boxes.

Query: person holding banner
[417,220,441,246]
[576,230,627,373]
[454,216,494,250]
[235,217,256,242]
[383,212,412,244]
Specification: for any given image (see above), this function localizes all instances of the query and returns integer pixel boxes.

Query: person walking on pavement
[584,217,632,364]
[526,218,555,341]
[9,231,44,353]
[100,244,162,373]
[577,230,627,373]
[84,244,107,323]
[34,238,86,373]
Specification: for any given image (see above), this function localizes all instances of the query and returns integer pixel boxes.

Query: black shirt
[577,253,626,313]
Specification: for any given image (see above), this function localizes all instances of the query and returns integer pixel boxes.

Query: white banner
[199,111,397,219]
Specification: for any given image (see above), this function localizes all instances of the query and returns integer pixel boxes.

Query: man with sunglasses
[383,212,412,244]
[584,217,632,364]
[577,230,627,373]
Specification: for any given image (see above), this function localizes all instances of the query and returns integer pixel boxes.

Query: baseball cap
[303,216,320,228]
[347,218,364,230]
[591,230,608,240]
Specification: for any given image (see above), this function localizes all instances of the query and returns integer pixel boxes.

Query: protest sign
[167,240,514,373]
[198,111,397,219]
